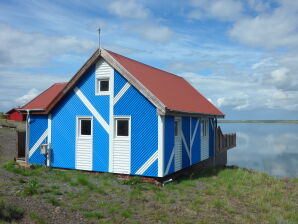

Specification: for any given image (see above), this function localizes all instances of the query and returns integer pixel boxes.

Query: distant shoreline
[218,120,298,124]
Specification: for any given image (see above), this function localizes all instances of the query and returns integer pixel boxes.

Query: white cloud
[107,0,150,19]
[0,70,67,111]
[130,24,173,43]
[0,24,96,68]
[262,67,298,91]
[15,88,39,106]
[188,0,244,21]
[179,71,298,112]
[229,1,298,49]
[247,0,272,13]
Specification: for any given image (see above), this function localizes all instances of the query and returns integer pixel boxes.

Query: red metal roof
[20,82,67,110]
[107,50,224,116]
[6,108,18,114]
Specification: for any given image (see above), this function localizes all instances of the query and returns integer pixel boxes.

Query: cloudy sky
[0,0,297,119]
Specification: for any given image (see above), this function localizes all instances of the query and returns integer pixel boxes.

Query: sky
[0,0,298,119]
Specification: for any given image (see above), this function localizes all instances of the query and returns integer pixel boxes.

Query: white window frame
[96,77,110,95]
[201,119,208,137]
[114,116,131,138]
[77,116,93,138]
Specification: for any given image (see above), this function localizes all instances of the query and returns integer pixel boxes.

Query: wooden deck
[216,126,236,155]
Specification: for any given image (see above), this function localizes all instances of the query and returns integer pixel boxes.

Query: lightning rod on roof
[97,27,101,50]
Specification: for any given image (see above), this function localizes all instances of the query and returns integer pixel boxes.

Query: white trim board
[158,115,165,177]
[47,114,52,166]
[164,146,175,176]
[74,87,110,133]
[29,129,48,158]
[181,131,190,160]
[136,150,158,175]
[114,82,131,105]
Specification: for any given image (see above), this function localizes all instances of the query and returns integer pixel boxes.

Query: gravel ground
[0,127,88,224]
[0,128,16,165]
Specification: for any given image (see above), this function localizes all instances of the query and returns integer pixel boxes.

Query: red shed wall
[8,111,25,121]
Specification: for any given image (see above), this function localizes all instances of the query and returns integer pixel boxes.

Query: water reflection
[220,123,298,178]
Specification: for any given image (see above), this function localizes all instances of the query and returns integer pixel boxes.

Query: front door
[113,117,131,174]
[174,117,182,171]
[76,117,93,171]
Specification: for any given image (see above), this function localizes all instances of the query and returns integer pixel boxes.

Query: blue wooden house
[19,48,234,178]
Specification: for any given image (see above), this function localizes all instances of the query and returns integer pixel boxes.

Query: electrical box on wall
[40,144,48,155]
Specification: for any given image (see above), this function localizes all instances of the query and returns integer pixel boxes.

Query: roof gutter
[18,109,45,114]
[163,108,225,118]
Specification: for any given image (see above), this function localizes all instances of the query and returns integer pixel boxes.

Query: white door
[174,117,182,171]
[113,117,131,174]
[201,119,209,160]
[76,117,93,171]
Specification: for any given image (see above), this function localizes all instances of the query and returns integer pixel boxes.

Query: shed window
[96,78,110,95]
[80,119,91,136]
[116,119,129,137]
[201,119,207,137]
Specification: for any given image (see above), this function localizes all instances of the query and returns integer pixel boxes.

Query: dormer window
[96,77,110,95]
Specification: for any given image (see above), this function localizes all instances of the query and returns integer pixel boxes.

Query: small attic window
[96,78,110,95]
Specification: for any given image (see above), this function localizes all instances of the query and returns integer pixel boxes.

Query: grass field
[1,161,297,224]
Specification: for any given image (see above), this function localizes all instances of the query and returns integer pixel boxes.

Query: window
[201,119,207,137]
[79,118,92,136]
[96,78,110,95]
[116,119,129,137]
[174,121,179,136]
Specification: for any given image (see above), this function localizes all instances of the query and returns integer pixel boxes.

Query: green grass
[2,160,298,224]
[29,212,48,224]
[84,212,104,219]
[23,179,39,196]
[2,161,48,177]
[0,200,24,222]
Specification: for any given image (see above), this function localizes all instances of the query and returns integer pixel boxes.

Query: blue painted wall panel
[142,160,158,177]
[182,117,190,168]
[51,65,109,171]
[191,117,201,164]
[209,118,215,157]
[114,71,158,177]
[164,116,175,175]
[77,66,110,124]
[93,119,109,172]
[114,70,127,97]
[28,114,48,165]
[51,92,88,169]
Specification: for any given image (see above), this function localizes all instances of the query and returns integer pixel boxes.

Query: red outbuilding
[5,108,26,121]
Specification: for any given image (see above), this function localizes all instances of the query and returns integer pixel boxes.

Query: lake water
[220,123,298,178]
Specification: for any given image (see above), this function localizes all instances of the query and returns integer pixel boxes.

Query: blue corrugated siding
[51,66,109,171]
[114,70,127,97]
[164,115,217,177]
[209,118,215,157]
[191,117,201,164]
[143,160,158,177]
[29,114,48,165]
[182,117,190,168]
[164,116,175,175]
[114,70,158,177]
[77,66,109,124]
